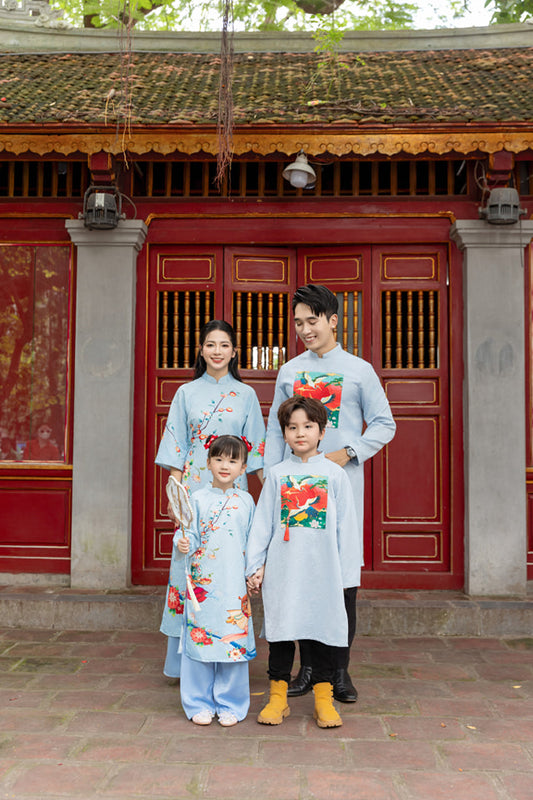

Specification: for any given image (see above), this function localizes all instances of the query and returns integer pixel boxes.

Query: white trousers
[180,653,250,720]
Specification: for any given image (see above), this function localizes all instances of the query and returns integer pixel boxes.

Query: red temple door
[132,240,462,589]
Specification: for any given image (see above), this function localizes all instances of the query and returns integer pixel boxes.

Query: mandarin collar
[202,372,233,386]
[307,343,341,361]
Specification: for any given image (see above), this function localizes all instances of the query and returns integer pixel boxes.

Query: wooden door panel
[132,245,224,584]
[371,244,458,587]
[385,416,441,522]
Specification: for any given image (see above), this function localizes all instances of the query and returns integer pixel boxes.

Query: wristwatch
[345,445,356,460]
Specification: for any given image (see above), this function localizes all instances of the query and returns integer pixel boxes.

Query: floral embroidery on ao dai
[178,485,256,663]
[156,372,265,638]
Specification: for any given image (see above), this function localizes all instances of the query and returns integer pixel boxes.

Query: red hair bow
[241,436,253,452]
[203,434,219,450]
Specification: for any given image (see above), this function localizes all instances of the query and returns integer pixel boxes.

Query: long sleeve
[245,473,277,576]
[155,387,189,472]
[347,363,396,465]
[263,370,290,472]
[334,468,363,587]
[242,390,266,474]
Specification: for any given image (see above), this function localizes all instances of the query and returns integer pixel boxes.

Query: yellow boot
[257,680,290,725]
[313,682,343,728]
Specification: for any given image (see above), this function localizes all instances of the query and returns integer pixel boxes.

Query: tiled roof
[0,47,531,127]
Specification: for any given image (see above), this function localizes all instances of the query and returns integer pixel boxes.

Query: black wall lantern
[81,186,124,230]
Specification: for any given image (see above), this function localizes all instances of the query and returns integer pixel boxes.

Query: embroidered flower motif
[256,440,265,457]
[167,587,184,615]
[190,627,213,646]
[228,646,247,661]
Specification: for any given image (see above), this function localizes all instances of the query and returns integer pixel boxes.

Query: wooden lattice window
[158,290,215,369]
[232,291,289,370]
[335,291,362,357]
[382,290,438,369]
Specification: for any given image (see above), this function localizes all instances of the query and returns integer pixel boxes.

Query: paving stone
[383,716,466,741]
[163,733,258,764]
[261,739,346,767]
[306,768,402,800]
[460,717,533,741]
[13,658,82,674]
[415,697,493,718]
[10,763,111,796]
[117,689,179,712]
[499,772,533,800]
[347,739,438,770]
[408,664,476,681]
[0,688,50,708]
[399,771,502,800]
[302,713,388,740]
[0,732,79,760]
[49,690,125,711]
[0,708,68,733]
[104,763,204,797]
[65,710,147,735]
[440,741,533,771]
[74,735,165,763]
[205,764,300,799]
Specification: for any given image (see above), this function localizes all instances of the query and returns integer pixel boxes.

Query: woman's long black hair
[193,320,242,381]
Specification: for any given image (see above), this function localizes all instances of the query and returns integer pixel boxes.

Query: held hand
[176,535,190,554]
[246,566,265,594]
[325,448,351,468]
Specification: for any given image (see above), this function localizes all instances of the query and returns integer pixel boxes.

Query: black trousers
[268,639,337,685]
[298,586,358,671]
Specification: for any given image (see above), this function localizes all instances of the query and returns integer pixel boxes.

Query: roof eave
[1,122,532,158]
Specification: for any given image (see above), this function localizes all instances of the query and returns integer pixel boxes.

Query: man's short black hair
[277,395,328,433]
[292,285,338,320]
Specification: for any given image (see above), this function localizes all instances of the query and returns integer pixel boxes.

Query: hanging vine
[215,0,235,190]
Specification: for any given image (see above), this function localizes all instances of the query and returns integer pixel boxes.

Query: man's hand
[325,448,351,468]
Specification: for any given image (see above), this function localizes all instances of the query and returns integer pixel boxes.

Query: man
[264,284,396,703]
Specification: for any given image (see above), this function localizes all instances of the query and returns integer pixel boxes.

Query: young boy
[264,284,395,702]
[246,396,361,728]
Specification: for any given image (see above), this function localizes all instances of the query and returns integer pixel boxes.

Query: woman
[156,320,265,678]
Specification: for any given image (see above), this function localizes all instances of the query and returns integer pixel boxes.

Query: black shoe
[287,665,313,697]
[332,668,358,703]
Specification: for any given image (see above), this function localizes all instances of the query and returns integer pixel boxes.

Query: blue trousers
[163,636,181,678]
[180,653,250,721]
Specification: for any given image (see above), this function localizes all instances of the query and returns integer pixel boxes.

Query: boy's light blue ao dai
[246,452,361,648]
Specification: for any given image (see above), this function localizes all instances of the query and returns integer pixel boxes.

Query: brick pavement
[0,628,532,800]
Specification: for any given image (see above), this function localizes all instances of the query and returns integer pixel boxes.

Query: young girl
[246,396,361,728]
[175,435,256,727]
[156,320,265,679]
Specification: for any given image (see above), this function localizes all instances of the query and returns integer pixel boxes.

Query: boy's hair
[277,395,328,433]
[292,284,338,320]
[208,434,248,464]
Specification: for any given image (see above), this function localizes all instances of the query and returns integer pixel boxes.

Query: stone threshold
[1,585,532,636]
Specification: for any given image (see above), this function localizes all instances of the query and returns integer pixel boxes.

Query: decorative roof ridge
[0,21,532,55]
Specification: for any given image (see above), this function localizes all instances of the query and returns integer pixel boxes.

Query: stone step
[1,585,532,636]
